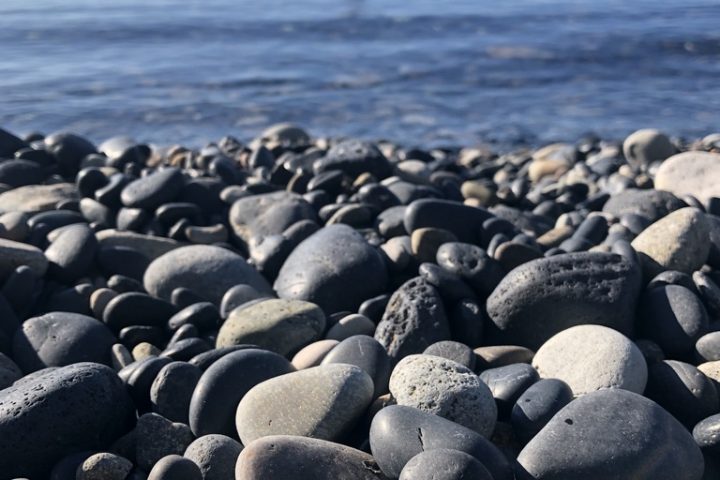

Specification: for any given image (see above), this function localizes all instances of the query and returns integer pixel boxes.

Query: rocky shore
[0,124,719,479]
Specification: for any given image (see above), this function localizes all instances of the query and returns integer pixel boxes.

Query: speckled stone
[487,252,642,349]
[532,324,647,396]
[374,277,450,360]
[184,434,242,480]
[76,452,133,480]
[235,364,374,444]
[216,298,326,356]
[136,413,195,472]
[0,363,134,478]
[389,354,497,437]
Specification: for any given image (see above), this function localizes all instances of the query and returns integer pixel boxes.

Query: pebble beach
[0,123,719,479]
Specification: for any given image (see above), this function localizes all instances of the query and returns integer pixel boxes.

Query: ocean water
[2,0,720,148]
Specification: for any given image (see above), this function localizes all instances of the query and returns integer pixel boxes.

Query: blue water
[2,0,720,148]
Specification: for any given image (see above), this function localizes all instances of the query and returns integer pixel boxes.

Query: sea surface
[2,0,720,148]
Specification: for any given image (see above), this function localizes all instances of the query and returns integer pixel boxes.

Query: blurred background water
[2,0,719,148]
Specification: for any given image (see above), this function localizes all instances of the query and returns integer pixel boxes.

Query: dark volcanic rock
[486,251,642,349]
[0,362,133,478]
[374,277,450,360]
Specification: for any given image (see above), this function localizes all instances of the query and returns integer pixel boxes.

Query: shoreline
[0,122,718,478]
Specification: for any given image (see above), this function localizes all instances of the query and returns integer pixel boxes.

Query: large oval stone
[235,364,374,444]
[121,167,184,209]
[655,151,720,203]
[144,245,272,305]
[216,298,325,356]
[235,435,387,480]
[0,362,134,478]
[486,252,642,349]
[404,199,492,244]
[274,225,388,313]
[12,312,117,372]
[631,207,709,276]
[532,324,647,396]
[0,237,48,279]
[601,188,685,222]
[517,389,704,480]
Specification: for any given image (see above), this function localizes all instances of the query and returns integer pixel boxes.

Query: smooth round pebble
[148,455,202,480]
[511,378,573,443]
[399,449,493,480]
[532,324,647,396]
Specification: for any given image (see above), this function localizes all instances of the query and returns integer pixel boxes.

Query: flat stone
[487,252,642,349]
[96,229,182,260]
[0,183,78,214]
[517,389,704,480]
[235,435,387,480]
[313,139,393,179]
[0,363,134,478]
[399,449,493,480]
[144,244,272,305]
[0,159,47,188]
[184,434,243,480]
[236,364,374,444]
[632,207,709,276]
[103,292,177,331]
[121,167,184,209]
[602,188,686,222]
[325,313,375,341]
[374,277,450,360]
[274,225,388,313]
[423,340,476,370]
[0,238,48,280]
[369,405,512,480]
[655,151,720,203]
[474,345,535,369]
[216,298,325,356]
[389,354,497,436]
[189,349,293,438]
[532,324,647,396]
[12,312,117,373]
[404,199,492,244]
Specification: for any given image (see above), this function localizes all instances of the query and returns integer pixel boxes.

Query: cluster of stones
[0,124,719,478]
